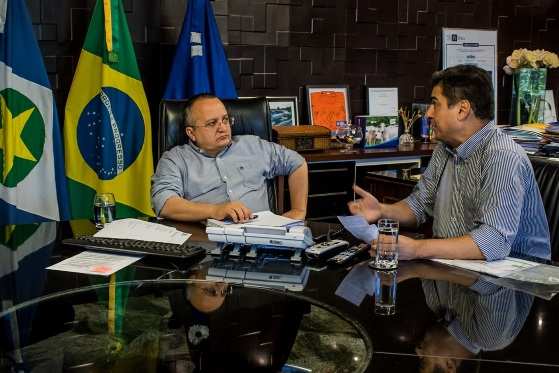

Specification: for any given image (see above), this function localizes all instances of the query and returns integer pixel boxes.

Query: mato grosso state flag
[0,0,69,224]
[64,0,153,218]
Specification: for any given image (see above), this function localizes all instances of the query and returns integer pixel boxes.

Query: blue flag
[1,222,57,361]
[163,0,237,99]
[0,0,69,224]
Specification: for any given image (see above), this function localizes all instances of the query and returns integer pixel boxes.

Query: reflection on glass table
[335,260,536,373]
[417,278,533,373]
[206,255,310,291]
[0,280,370,373]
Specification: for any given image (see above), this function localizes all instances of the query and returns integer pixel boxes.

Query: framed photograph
[266,96,299,126]
[305,85,350,132]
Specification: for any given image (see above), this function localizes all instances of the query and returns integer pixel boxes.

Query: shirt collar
[188,139,233,158]
[444,121,496,161]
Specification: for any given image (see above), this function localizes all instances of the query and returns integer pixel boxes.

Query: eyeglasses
[189,115,235,130]
[199,284,230,297]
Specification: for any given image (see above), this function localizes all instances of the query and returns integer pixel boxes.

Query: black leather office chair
[530,156,559,263]
[158,97,278,212]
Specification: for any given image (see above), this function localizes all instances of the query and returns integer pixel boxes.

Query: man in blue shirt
[349,65,550,261]
[152,94,308,222]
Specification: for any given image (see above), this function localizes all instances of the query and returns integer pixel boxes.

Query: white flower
[504,48,559,70]
[503,65,514,75]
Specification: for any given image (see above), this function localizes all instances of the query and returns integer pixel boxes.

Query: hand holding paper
[338,215,378,243]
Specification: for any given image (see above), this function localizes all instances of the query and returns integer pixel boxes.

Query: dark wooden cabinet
[306,161,354,220]
[363,170,418,204]
[279,143,436,221]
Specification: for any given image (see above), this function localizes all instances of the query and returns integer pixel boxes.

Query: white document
[543,90,557,123]
[368,87,398,116]
[207,210,302,228]
[94,218,191,244]
[47,251,142,276]
[432,257,540,277]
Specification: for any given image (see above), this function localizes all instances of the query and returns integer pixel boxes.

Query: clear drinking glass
[93,193,116,228]
[371,218,399,269]
[373,269,397,316]
[336,122,363,152]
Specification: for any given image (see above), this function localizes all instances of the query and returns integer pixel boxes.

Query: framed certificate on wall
[305,85,350,133]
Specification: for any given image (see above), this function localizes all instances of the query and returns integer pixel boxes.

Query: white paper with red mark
[47,251,142,276]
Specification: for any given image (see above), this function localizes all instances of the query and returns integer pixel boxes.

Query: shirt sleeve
[469,150,529,261]
[151,150,185,216]
[404,145,446,226]
[263,139,305,178]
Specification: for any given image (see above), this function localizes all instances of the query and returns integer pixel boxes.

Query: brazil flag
[64,0,153,219]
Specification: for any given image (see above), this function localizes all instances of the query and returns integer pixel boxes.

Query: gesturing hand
[347,185,382,223]
[213,201,253,223]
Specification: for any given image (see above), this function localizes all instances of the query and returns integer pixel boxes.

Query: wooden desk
[301,142,436,163]
[279,142,436,220]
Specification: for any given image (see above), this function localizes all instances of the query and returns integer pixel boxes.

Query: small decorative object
[266,96,299,126]
[412,103,431,143]
[188,324,209,346]
[398,106,421,148]
[305,85,350,137]
[272,125,331,152]
[334,121,363,152]
[503,49,559,125]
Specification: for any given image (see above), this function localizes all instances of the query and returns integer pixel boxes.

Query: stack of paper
[502,126,544,153]
[94,218,191,244]
[207,210,302,228]
[545,122,559,142]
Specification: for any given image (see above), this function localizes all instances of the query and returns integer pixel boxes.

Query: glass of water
[371,218,399,270]
[93,193,116,228]
[373,269,397,316]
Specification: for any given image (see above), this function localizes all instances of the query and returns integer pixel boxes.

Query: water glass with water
[373,269,397,316]
[373,218,399,269]
[93,193,116,228]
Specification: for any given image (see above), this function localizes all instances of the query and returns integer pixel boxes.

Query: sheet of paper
[432,257,540,277]
[207,210,302,228]
[94,218,190,244]
[544,89,557,123]
[368,88,398,116]
[337,215,378,243]
[47,251,142,276]
[505,264,559,285]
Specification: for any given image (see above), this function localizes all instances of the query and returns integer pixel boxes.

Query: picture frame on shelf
[365,87,398,117]
[266,96,299,126]
[305,85,350,133]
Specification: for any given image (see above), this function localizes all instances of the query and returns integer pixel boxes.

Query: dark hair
[431,64,494,121]
[184,93,220,127]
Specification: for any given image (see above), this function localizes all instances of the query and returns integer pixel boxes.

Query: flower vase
[399,128,414,148]
[510,68,547,125]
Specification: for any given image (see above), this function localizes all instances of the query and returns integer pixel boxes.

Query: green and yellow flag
[64,0,153,219]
